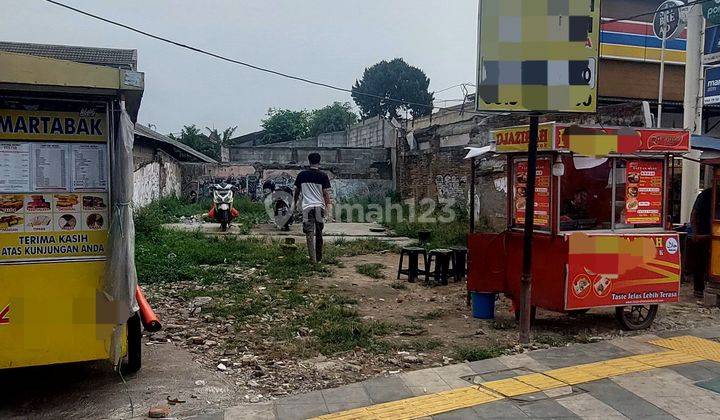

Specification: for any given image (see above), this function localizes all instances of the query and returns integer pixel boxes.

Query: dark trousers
[303,207,324,263]
[687,235,711,296]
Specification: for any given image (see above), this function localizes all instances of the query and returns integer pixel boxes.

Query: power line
[42,0,704,116]
[602,0,710,25]
[42,0,449,113]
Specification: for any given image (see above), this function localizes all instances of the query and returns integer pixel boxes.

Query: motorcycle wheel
[220,221,228,232]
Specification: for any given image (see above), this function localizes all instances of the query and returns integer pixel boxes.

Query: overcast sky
[1,1,478,136]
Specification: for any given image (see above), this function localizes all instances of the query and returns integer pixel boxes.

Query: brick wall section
[397,103,648,229]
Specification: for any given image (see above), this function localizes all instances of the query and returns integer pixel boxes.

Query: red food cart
[467,123,690,330]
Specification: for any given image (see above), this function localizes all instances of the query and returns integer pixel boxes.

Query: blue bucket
[471,292,496,319]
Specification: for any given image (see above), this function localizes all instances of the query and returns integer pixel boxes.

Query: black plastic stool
[397,246,428,283]
[427,249,453,285]
[449,246,468,282]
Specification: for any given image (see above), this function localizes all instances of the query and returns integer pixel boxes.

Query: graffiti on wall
[435,175,467,201]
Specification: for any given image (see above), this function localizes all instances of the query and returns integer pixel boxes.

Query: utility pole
[681,3,704,223]
[519,114,539,345]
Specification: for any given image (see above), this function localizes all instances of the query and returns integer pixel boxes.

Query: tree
[308,102,358,137]
[169,124,236,161]
[351,58,434,120]
[205,126,238,146]
[260,108,309,144]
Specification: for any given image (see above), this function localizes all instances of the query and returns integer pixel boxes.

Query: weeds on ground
[408,309,444,321]
[355,263,386,279]
[135,198,401,358]
[452,345,505,362]
[390,281,408,290]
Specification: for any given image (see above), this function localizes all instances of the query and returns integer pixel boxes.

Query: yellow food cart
[0,51,144,372]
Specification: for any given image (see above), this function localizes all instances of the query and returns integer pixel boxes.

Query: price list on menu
[0,142,30,193]
[625,160,663,225]
[72,144,108,190]
[33,143,69,191]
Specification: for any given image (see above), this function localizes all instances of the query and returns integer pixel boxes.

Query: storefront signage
[493,123,556,152]
[704,25,720,64]
[624,160,663,225]
[705,0,720,25]
[706,67,720,105]
[476,0,600,113]
[0,104,109,264]
[565,233,681,310]
[0,109,106,142]
[652,1,685,40]
[513,159,551,228]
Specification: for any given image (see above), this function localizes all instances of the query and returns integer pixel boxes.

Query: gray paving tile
[578,379,673,418]
[480,369,529,382]
[224,404,276,420]
[527,342,630,369]
[275,403,328,420]
[510,391,549,403]
[432,407,479,419]
[363,376,414,404]
[325,400,371,414]
[473,400,529,418]
[696,360,720,374]
[682,327,720,339]
[188,411,225,420]
[467,358,509,375]
[517,399,579,418]
[321,384,371,404]
[668,363,720,382]
[275,390,325,406]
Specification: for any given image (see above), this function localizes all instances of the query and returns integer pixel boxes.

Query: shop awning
[0,51,144,121]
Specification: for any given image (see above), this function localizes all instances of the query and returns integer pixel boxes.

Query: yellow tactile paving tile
[543,365,604,385]
[514,373,567,390]
[315,336,720,420]
[480,378,541,397]
[651,336,720,362]
[314,386,502,420]
[630,350,704,367]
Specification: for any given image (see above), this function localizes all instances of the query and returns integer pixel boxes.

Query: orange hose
[136,286,162,332]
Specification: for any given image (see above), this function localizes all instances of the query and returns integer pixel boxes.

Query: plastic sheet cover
[103,104,139,366]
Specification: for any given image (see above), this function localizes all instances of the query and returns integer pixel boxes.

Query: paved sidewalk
[196,326,720,419]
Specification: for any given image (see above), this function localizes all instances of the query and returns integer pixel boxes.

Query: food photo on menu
[57,214,78,231]
[26,194,51,212]
[82,194,107,211]
[0,194,25,213]
[26,214,52,231]
[0,214,23,231]
[54,194,79,211]
[85,213,105,230]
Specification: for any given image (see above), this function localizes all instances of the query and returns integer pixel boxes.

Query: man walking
[294,153,332,263]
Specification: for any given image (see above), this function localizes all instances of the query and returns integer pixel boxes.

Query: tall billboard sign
[476,0,601,113]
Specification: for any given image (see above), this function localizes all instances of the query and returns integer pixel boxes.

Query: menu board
[514,159,551,228]
[624,160,663,225]
[0,142,108,263]
[0,143,30,192]
[33,143,69,191]
[72,144,108,190]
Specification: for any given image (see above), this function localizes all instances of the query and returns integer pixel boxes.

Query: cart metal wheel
[121,312,142,374]
[615,305,658,331]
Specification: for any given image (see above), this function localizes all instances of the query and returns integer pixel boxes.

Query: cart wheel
[567,309,590,317]
[121,312,142,374]
[615,305,658,331]
[514,306,537,324]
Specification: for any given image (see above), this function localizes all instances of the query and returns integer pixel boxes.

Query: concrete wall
[132,147,183,208]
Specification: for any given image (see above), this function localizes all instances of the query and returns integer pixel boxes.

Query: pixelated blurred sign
[476,0,601,113]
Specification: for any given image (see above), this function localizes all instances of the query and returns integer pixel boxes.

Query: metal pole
[658,28,667,128]
[470,157,476,233]
[519,114,539,345]
[681,3,704,223]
